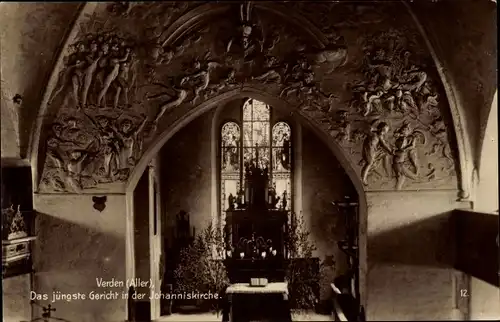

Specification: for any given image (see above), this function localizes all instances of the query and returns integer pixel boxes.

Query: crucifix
[42,304,57,319]
[331,196,358,255]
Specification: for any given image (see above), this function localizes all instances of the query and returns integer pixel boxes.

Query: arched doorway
[125,90,368,320]
[27,2,470,320]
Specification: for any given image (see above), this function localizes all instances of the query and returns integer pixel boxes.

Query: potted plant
[284,212,326,314]
[174,223,229,314]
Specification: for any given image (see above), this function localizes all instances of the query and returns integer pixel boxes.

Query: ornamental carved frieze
[38,1,458,193]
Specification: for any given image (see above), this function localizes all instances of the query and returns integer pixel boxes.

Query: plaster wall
[475,91,498,213]
[469,278,500,320]
[411,0,497,168]
[32,194,127,322]
[301,127,355,298]
[2,274,31,322]
[160,111,214,233]
[0,98,20,158]
[366,190,466,320]
[0,3,81,158]
[470,92,499,321]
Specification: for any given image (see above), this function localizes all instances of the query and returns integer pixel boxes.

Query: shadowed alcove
[130,94,365,320]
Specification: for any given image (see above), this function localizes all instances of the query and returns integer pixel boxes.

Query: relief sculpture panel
[38,1,459,193]
[39,2,201,192]
[339,28,457,191]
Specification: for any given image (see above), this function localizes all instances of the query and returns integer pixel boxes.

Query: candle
[245,186,250,204]
[239,252,245,259]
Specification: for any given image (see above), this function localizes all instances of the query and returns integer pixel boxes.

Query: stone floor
[156,311,332,321]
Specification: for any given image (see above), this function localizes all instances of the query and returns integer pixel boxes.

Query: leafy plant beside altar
[173,223,229,312]
[285,212,327,311]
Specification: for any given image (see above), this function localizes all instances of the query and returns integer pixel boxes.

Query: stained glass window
[220,99,292,228]
[221,122,240,173]
[272,122,292,210]
[221,122,240,230]
[243,99,270,170]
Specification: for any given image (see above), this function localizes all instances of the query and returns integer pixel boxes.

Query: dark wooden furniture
[1,166,36,279]
[454,209,499,287]
[225,209,288,283]
[226,209,288,256]
[225,258,286,283]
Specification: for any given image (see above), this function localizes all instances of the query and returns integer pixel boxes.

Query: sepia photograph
[1,1,498,321]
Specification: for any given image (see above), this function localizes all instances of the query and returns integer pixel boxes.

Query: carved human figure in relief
[146,73,190,127]
[97,46,131,107]
[82,112,119,179]
[63,149,92,192]
[334,110,351,143]
[46,123,67,170]
[358,44,433,118]
[361,90,384,116]
[45,115,100,191]
[81,41,103,107]
[181,59,221,105]
[391,121,427,189]
[252,56,282,84]
[206,69,238,95]
[280,57,316,98]
[54,33,137,108]
[361,121,393,185]
[426,117,454,167]
[226,2,263,62]
[59,117,88,145]
[151,86,188,126]
[263,29,280,55]
[365,49,394,92]
[113,116,148,173]
[398,65,428,93]
[287,57,313,82]
[310,31,348,74]
[112,57,133,109]
[50,42,88,106]
[393,88,418,115]
[280,70,315,98]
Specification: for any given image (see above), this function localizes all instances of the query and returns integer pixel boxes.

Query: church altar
[225,282,291,322]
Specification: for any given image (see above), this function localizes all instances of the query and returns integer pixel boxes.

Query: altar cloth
[226,282,288,297]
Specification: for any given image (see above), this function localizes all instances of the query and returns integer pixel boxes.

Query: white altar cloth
[226,282,288,299]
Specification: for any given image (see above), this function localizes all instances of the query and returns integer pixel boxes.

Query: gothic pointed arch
[31,1,463,197]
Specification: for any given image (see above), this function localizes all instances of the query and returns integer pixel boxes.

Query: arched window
[220,121,241,225]
[272,122,292,210]
[220,99,292,225]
